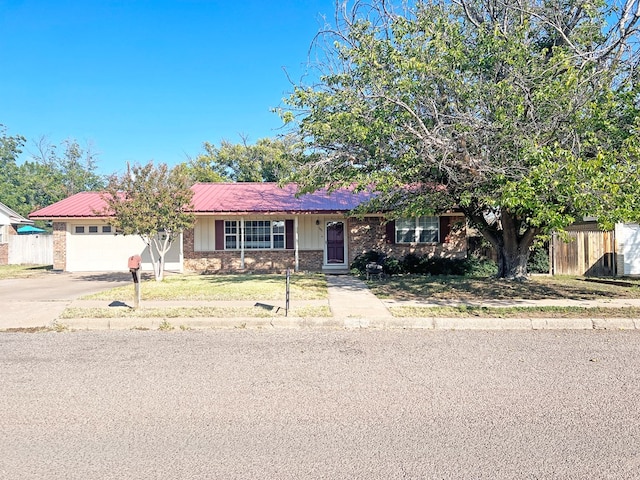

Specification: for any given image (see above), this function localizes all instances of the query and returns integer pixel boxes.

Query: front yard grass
[0,264,52,280]
[392,305,640,318]
[83,273,328,301]
[369,274,640,318]
[66,273,330,320]
[61,305,332,319]
[367,275,640,301]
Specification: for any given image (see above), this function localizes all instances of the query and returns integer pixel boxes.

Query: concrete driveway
[0,272,131,329]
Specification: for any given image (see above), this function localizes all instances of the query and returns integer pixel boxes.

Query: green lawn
[367,275,640,301]
[0,264,52,280]
[83,273,328,301]
[61,305,332,319]
[392,305,640,318]
[64,272,640,321]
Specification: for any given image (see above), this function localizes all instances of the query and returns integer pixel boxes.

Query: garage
[64,222,182,273]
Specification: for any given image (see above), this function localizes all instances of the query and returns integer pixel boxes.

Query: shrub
[462,256,498,277]
[528,243,550,274]
[351,251,386,275]
[402,253,423,274]
[383,257,404,275]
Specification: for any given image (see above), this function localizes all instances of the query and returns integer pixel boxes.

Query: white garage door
[66,230,182,272]
[616,223,640,276]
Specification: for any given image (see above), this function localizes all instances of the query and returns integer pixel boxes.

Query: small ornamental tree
[101,161,195,281]
[283,0,640,280]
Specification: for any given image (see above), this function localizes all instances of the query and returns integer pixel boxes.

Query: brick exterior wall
[348,216,468,264]
[1,225,20,265]
[184,226,327,273]
[53,222,67,271]
[183,216,468,274]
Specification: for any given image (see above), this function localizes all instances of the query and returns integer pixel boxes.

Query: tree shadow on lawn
[371,275,640,301]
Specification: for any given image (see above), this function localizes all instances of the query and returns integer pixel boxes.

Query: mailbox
[128,254,142,271]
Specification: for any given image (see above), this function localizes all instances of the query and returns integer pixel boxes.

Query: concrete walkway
[325,274,393,328]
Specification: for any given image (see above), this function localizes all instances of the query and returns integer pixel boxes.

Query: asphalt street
[2,329,640,479]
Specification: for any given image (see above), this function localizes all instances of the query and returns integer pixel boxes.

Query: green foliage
[351,250,497,277]
[284,0,640,279]
[184,135,301,183]
[0,127,105,218]
[350,250,386,274]
[0,125,27,214]
[528,244,550,274]
[101,161,195,281]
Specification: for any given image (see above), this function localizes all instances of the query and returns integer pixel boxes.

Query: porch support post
[294,217,299,272]
[240,217,245,269]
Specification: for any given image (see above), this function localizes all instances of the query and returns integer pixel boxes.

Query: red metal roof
[29,192,110,219]
[191,182,374,214]
[29,183,375,219]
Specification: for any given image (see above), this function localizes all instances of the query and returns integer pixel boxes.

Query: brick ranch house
[29,182,468,273]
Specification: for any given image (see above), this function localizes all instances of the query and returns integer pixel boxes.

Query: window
[225,221,238,249]
[224,220,286,250]
[272,221,285,249]
[396,216,439,243]
[74,225,114,234]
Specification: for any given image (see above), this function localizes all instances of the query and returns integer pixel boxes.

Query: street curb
[37,316,640,332]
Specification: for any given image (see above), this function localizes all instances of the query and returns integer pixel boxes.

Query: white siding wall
[65,221,182,272]
[194,217,215,251]
[193,215,344,251]
[616,223,640,276]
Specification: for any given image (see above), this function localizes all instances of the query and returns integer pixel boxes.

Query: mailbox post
[128,255,142,309]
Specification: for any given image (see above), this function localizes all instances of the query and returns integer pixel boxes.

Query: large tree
[0,129,105,218]
[185,135,300,182]
[101,161,195,281]
[0,125,26,213]
[284,0,640,279]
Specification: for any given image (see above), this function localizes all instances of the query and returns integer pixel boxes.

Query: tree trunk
[466,208,538,281]
[495,242,531,280]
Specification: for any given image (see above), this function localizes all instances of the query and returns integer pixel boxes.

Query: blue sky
[0,0,334,175]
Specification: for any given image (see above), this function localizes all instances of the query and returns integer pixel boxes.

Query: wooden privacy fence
[551,229,615,277]
[8,234,53,265]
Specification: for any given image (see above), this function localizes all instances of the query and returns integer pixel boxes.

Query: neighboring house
[551,221,640,277]
[29,183,468,273]
[0,201,34,265]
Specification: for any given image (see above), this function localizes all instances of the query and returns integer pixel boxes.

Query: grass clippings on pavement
[368,275,640,301]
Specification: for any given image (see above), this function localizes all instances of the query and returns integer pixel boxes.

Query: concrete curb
[42,315,640,332]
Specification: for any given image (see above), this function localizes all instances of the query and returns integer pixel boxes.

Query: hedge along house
[186,183,468,273]
[28,182,468,273]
